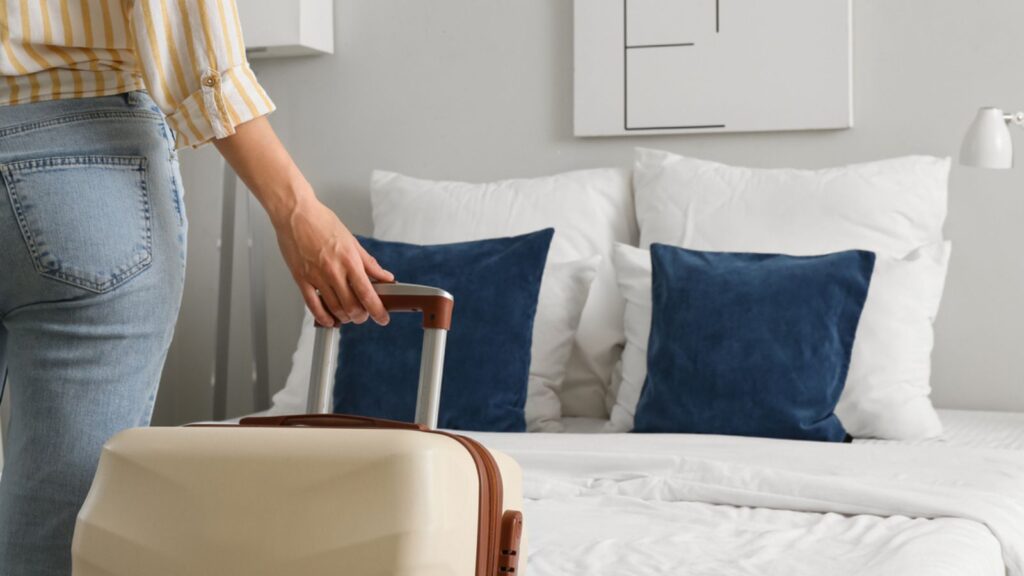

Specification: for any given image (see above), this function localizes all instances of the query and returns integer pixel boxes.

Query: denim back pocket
[1,156,152,293]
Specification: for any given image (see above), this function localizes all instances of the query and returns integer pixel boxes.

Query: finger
[359,245,395,283]
[317,281,353,325]
[300,283,337,327]
[349,262,390,326]
[328,266,369,325]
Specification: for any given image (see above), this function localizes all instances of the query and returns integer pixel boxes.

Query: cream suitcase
[72,283,525,576]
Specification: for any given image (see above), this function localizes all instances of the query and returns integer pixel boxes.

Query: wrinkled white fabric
[521,497,1000,576]
[468,431,1023,576]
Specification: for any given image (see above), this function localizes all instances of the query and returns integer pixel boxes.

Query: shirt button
[202,75,219,87]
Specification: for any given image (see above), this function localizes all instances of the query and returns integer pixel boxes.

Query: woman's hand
[275,196,393,327]
[213,116,392,327]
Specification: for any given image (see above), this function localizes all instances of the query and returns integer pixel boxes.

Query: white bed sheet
[466,421,1024,576]
[862,409,1024,450]
[564,409,1024,450]
[519,493,1000,576]
[226,408,1023,574]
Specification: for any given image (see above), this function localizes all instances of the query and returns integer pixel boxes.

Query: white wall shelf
[238,0,334,59]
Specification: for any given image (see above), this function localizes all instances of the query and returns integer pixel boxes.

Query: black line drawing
[623,0,628,130]
[623,0,726,131]
[626,43,695,49]
[626,125,727,131]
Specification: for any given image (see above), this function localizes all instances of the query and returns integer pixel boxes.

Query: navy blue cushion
[334,229,553,432]
[634,245,875,442]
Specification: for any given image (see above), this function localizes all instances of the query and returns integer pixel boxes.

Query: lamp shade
[960,107,1013,169]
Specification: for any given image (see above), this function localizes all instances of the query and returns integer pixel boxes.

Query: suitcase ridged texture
[72,283,525,575]
[237,415,526,575]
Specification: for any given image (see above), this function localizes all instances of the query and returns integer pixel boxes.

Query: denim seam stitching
[159,121,185,225]
[170,169,183,224]
[2,165,42,278]
[0,109,164,139]
[1,157,153,293]
[4,156,151,172]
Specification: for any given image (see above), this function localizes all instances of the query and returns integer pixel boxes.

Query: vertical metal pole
[306,326,340,414]
[247,194,271,412]
[212,165,238,421]
[0,326,7,468]
[0,372,9,471]
[414,328,447,429]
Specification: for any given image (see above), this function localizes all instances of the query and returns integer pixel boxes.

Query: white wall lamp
[960,107,1024,168]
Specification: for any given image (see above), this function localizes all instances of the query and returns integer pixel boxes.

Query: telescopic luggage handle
[306,282,454,430]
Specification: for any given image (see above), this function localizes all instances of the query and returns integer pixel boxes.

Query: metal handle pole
[212,165,238,420]
[414,328,447,429]
[306,325,339,414]
[303,282,453,426]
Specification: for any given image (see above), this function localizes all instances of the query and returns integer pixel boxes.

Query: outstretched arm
[127,0,388,325]
[214,117,393,327]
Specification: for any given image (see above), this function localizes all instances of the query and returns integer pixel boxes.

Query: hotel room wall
[156,0,1024,424]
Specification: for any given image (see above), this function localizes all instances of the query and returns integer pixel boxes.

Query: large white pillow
[524,256,600,431]
[837,242,952,439]
[269,255,601,432]
[634,148,950,255]
[267,308,318,416]
[371,169,637,418]
[628,149,952,439]
[606,244,654,432]
[607,242,952,440]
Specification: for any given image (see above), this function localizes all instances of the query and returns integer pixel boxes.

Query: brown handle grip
[239,413,426,431]
[316,282,454,330]
[378,294,454,330]
[498,510,524,575]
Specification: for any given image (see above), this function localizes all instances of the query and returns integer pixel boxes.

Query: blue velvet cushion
[634,244,875,442]
[334,228,553,432]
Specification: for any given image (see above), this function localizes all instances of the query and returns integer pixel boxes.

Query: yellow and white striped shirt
[0,0,274,148]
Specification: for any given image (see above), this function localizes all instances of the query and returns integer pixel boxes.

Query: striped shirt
[0,0,274,148]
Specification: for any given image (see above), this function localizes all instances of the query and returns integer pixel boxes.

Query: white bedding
[467,418,1024,576]
[861,409,1024,451]
[564,409,1024,450]
[227,407,1024,574]
[519,493,1000,576]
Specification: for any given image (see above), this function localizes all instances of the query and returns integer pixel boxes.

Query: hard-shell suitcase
[72,283,525,576]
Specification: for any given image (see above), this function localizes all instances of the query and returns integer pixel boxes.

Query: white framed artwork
[574,0,852,136]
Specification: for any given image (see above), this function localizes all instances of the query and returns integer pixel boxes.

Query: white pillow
[634,148,949,255]
[628,148,952,439]
[269,256,602,432]
[606,244,656,433]
[267,309,318,416]
[524,256,600,431]
[607,242,952,440]
[837,242,952,439]
[371,168,637,418]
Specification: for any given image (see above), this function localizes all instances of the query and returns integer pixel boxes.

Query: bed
[234,404,1024,575]
[260,155,1024,575]
[459,409,1024,576]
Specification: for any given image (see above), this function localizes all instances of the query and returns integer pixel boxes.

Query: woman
[0,1,391,573]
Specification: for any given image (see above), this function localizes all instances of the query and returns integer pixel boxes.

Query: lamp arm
[1005,111,1024,126]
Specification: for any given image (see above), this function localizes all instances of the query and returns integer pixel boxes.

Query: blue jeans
[0,92,187,576]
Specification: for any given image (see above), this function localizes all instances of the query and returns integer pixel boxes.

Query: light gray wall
[155,0,1024,424]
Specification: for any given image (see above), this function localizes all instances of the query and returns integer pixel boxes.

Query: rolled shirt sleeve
[128,0,275,149]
